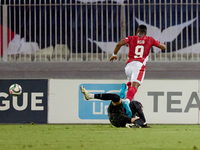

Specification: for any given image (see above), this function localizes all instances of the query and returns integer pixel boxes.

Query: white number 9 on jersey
[134,45,144,58]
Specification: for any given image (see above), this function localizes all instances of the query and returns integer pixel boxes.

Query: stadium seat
[6,54,17,62]
[51,56,67,62]
[102,53,120,62]
[34,54,50,62]
[52,44,70,60]
[172,53,188,61]
[190,53,200,61]
[119,54,128,62]
[37,46,54,61]
[16,54,35,62]
[84,53,102,61]
[67,53,83,61]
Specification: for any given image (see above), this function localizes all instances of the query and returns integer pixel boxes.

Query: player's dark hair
[137,25,147,34]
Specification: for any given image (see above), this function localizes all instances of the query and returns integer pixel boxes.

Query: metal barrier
[0,1,199,62]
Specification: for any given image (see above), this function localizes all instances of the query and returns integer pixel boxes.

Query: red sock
[126,86,137,102]
[126,82,131,90]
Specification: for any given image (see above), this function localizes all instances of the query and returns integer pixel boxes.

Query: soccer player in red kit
[110,24,166,103]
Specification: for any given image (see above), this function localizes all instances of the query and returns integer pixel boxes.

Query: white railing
[0,1,199,62]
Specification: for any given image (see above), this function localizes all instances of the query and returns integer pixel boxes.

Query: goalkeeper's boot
[125,123,141,128]
[80,86,90,100]
[119,83,127,99]
[142,123,151,128]
[122,99,132,117]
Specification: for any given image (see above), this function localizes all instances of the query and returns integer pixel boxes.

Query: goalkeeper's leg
[81,86,120,103]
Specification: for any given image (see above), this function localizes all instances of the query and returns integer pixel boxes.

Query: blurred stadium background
[1,0,200,62]
[1,2,200,149]
[0,0,200,79]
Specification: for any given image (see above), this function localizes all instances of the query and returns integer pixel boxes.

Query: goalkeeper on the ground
[81,86,150,128]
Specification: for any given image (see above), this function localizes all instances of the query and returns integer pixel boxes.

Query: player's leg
[124,61,146,102]
[125,118,144,128]
[129,101,150,128]
[126,81,131,90]
[80,86,121,105]
[94,93,120,104]
[119,83,132,117]
[125,82,140,102]
[130,101,146,123]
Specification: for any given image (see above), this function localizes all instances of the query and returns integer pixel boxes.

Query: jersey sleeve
[123,36,130,44]
[152,38,160,47]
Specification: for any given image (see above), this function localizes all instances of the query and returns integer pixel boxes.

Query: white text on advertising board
[0,92,44,111]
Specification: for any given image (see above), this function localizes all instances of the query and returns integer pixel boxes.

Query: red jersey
[123,35,160,64]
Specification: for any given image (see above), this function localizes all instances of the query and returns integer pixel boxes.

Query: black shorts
[129,100,146,123]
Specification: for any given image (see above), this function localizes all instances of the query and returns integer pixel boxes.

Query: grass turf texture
[0,124,199,150]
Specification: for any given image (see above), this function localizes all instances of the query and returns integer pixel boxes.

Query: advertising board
[49,79,199,124]
[0,79,48,123]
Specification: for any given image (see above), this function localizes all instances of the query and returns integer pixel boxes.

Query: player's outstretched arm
[110,39,127,62]
[157,43,166,50]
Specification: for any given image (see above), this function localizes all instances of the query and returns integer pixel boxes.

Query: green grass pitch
[0,124,199,150]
